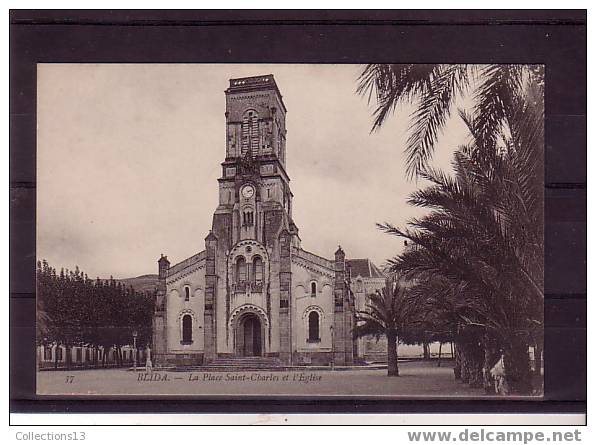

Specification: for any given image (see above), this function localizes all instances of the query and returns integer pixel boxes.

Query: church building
[152,75,385,367]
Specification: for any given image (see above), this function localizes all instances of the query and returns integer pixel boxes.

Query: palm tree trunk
[461,350,470,383]
[468,347,484,388]
[386,331,399,376]
[458,342,482,387]
[453,343,461,380]
[503,337,532,395]
[483,339,497,394]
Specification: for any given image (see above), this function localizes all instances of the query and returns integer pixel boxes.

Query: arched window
[356,279,363,293]
[310,282,317,297]
[243,211,254,227]
[308,311,320,342]
[241,110,259,155]
[184,286,190,301]
[236,256,247,283]
[182,314,193,343]
[253,256,263,282]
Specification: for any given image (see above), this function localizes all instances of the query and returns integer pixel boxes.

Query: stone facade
[152,75,386,367]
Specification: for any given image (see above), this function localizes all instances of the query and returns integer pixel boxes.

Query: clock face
[241,185,255,199]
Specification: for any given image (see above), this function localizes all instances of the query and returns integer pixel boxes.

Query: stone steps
[209,356,283,368]
[157,356,286,372]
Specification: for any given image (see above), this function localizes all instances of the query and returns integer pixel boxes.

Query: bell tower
[214,75,296,247]
[224,74,287,165]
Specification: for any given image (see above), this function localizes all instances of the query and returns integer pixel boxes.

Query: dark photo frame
[9,9,586,421]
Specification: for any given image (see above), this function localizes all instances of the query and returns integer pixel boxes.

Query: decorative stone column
[204,231,218,363]
[278,229,292,364]
[332,246,354,366]
[152,254,169,366]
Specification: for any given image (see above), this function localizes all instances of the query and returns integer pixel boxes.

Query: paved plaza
[37,361,484,398]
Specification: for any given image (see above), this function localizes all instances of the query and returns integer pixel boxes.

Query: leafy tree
[35,261,52,344]
[36,260,155,369]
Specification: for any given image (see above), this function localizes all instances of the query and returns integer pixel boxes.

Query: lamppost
[330,325,335,371]
[132,330,138,372]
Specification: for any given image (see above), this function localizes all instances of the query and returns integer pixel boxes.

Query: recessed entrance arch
[236,313,264,357]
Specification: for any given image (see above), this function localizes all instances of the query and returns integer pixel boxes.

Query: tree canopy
[37,259,155,354]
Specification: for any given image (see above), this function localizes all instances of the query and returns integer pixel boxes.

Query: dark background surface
[9,9,586,418]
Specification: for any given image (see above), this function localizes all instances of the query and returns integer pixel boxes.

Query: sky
[37,64,468,279]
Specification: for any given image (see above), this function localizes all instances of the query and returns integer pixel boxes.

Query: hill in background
[116,274,159,294]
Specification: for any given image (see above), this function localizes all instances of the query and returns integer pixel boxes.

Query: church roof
[168,250,206,277]
[346,258,385,279]
[292,247,334,271]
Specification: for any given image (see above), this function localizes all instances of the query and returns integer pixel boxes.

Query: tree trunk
[461,349,470,383]
[458,340,483,387]
[482,335,500,395]
[453,343,461,380]
[503,337,532,395]
[422,342,430,360]
[65,344,71,370]
[451,342,454,359]
[437,343,442,367]
[54,345,59,370]
[386,331,399,377]
[468,343,484,388]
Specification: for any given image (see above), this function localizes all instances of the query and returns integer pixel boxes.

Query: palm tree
[377,84,544,393]
[357,64,545,393]
[357,64,543,178]
[407,273,500,391]
[353,273,419,376]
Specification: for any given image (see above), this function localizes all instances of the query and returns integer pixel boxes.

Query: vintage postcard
[35,63,544,398]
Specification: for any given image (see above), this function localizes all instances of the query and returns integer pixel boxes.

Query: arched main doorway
[236,313,263,357]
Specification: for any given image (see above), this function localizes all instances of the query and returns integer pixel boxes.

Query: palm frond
[404,64,471,178]
[473,64,524,147]
[357,64,441,131]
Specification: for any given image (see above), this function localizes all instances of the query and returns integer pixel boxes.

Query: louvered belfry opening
[241,110,260,157]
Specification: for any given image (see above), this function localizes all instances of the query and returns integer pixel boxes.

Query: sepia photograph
[35,63,544,399]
